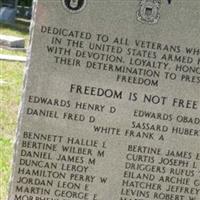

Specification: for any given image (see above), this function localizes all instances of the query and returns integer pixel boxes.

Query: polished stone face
[7,1,200,200]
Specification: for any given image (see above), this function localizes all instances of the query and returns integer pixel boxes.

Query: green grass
[0,20,29,200]
[0,138,13,200]
[0,19,29,39]
[0,59,25,200]
[0,61,24,138]
[0,49,26,57]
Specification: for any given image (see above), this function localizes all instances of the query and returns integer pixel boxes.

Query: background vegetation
[0,21,29,200]
[18,0,33,7]
[0,0,32,7]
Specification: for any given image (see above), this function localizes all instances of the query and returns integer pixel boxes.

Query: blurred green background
[0,20,29,200]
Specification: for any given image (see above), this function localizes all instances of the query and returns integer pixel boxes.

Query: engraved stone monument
[8,0,200,200]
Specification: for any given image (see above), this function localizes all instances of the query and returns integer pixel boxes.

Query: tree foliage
[18,0,32,7]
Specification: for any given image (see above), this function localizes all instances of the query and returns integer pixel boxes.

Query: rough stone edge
[7,0,38,199]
